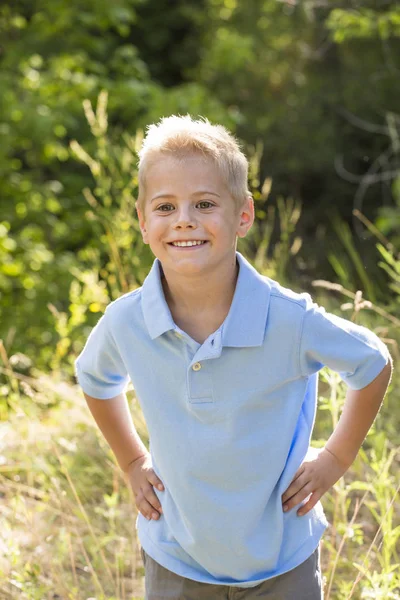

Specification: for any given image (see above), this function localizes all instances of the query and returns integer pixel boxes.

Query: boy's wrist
[123,452,148,474]
[323,445,353,471]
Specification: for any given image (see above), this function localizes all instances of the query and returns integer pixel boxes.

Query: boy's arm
[84,392,165,521]
[324,360,392,468]
[75,311,164,520]
[281,361,392,516]
[84,392,148,473]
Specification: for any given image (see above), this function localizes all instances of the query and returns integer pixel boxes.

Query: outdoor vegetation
[0,1,399,598]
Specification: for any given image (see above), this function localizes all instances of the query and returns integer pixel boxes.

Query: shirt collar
[221,252,270,347]
[141,259,175,339]
[141,252,271,347]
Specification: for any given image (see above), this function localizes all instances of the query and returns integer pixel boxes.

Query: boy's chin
[169,262,208,274]
[161,257,212,276]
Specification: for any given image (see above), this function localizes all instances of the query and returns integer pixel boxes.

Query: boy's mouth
[168,240,208,248]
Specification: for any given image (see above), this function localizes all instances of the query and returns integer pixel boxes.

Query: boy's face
[137,154,254,278]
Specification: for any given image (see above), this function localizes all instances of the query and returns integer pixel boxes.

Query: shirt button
[192,362,202,371]
[175,332,182,338]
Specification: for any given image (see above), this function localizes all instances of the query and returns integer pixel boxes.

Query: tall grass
[0,363,147,599]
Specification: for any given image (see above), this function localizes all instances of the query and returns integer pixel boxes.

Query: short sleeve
[299,295,391,390]
[74,308,130,399]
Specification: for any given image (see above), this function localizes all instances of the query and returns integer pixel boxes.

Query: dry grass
[0,375,146,600]
[0,367,399,599]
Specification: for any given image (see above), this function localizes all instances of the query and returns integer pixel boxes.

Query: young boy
[75,115,392,599]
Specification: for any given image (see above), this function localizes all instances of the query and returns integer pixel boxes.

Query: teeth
[172,241,206,247]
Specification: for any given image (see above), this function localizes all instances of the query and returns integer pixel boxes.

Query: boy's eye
[197,201,214,209]
[155,201,214,211]
[156,204,174,212]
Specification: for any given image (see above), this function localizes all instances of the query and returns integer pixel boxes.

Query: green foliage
[0,0,229,373]
[327,7,400,42]
[328,216,377,302]
[195,0,400,290]
[2,0,400,374]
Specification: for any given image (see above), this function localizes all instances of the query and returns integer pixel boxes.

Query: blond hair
[136,115,250,212]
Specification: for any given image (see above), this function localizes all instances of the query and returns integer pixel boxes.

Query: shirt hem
[137,519,328,588]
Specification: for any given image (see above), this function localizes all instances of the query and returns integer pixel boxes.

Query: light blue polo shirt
[75,252,390,588]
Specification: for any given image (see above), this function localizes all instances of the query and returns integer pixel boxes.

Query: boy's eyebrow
[150,191,221,202]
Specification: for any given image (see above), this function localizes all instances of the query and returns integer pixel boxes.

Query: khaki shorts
[140,546,323,600]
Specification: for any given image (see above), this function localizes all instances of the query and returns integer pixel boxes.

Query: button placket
[187,359,212,403]
[186,332,222,404]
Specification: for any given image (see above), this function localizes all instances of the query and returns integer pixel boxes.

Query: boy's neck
[160,256,239,329]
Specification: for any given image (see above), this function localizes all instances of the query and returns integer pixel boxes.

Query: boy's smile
[137,154,254,280]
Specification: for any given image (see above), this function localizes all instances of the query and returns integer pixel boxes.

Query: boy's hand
[281,446,347,516]
[125,453,164,521]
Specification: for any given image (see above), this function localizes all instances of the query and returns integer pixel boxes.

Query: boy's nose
[173,208,196,229]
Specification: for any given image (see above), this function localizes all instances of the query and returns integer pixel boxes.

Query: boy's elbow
[376,359,393,393]
[83,391,125,403]
[382,358,393,382]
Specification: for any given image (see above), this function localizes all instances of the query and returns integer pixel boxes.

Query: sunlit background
[0,2,399,599]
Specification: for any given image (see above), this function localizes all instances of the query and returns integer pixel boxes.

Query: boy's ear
[136,204,149,244]
[236,195,254,239]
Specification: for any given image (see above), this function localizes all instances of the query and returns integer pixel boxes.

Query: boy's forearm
[325,361,392,469]
[83,392,148,473]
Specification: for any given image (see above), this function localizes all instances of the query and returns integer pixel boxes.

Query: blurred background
[1,0,400,372]
[0,2,399,599]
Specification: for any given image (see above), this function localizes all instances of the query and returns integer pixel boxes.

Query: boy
[75,115,392,599]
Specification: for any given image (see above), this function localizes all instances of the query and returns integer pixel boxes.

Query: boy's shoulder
[263,275,313,312]
[103,287,143,321]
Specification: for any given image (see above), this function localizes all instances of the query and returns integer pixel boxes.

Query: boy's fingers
[144,484,163,513]
[147,469,164,491]
[138,498,160,520]
[283,468,304,497]
[297,491,321,516]
[283,483,313,512]
[291,465,305,483]
[282,473,309,503]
